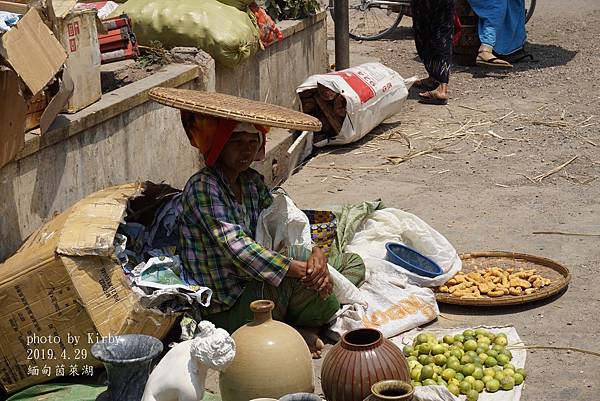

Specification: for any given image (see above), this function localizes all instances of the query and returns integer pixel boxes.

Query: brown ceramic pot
[219,300,314,401]
[364,380,414,401]
[321,328,410,401]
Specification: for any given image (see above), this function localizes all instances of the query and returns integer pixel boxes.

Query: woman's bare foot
[295,326,325,359]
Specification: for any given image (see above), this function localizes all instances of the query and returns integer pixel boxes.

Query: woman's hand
[287,259,308,279]
[302,247,331,294]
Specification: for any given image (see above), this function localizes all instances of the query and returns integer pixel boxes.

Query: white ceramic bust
[142,321,236,401]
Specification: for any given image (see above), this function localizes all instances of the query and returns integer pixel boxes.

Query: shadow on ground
[456,42,578,78]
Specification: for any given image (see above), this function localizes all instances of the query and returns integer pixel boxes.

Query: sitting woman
[149,88,346,358]
[468,0,528,68]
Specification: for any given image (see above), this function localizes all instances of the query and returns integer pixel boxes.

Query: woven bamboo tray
[435,251,571,306]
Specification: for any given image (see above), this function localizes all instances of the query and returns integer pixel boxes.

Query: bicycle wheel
[330,0,404,41]
[524,0,536,23]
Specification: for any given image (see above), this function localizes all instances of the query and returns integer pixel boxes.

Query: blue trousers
[468,0,527,55]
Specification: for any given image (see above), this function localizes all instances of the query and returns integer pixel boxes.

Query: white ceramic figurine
[142,321,236,401]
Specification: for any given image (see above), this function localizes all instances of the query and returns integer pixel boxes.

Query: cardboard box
[0,7,69,168]
[55,9,102,113]
[0,68,27,167]
[0,183,178,393]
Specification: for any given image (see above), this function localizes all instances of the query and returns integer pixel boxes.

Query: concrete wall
[0,14,326,262]
[0,65,208,261]
[216,11,328,109]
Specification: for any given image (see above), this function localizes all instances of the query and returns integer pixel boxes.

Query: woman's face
[218,131,262,174]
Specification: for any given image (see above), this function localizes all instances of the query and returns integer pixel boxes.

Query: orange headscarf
[181,111,270,166]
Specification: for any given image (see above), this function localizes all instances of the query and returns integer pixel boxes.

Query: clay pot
[364,380,414,401]
[219,300,314,401]
[321,328,410,401]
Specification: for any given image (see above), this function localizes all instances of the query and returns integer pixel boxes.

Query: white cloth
[345,208,462,287]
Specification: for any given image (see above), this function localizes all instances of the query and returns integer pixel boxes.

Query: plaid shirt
[179,166,291,314]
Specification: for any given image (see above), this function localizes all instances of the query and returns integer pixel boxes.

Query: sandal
[414,78,439,91]
[419,91,448,105]
[476,50,513,69]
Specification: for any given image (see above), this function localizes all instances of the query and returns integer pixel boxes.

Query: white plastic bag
[255,192,366,306]
[345,208,462,287]
[297,63,415,147]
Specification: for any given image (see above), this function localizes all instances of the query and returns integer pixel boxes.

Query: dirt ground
[283,1,600,400]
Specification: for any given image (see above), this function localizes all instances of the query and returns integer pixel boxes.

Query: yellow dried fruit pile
[438,268,552,299]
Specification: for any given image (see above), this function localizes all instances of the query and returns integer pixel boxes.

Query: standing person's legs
[418,0,453,104]
[469,0,513,67]
[411,0,437,90]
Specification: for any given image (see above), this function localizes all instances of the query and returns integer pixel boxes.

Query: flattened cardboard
[0,68,26,168]
[0,1,28,14]
[0,183,178,393]
[0,8,67,96]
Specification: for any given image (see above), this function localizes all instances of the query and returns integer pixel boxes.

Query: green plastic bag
[113,0,260,66]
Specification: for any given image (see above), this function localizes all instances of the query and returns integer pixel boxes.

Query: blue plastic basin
[384,242,443,278]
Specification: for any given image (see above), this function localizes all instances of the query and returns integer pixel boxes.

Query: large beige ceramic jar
[219,300,314,401]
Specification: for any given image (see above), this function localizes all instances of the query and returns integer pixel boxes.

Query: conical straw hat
[149,87,322,131]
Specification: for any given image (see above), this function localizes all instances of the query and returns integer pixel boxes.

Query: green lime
[466,389,479,401]
[433,354,447,366]
[487,349,499,358]
[447,359,461,372]
[501,375,516,390]
[473,379,485,393]
[464,375,476,385]
[423,378,437,386]
[410,367,422,381]
[514,373,524,385]
[442,368,456,381]
[516,368,527,379]
[418,343,431,355]
[494,371,505,382]
[504,363,516,371]
[420,365,434,381]
[463,329,476,338]
[415,333,429,345]
[413,381,422,387]
[472,367,484,380]
[408,359,420,370]
[500,349,513,359]
[464,340,478,352]
[418,355,429,365]
[443,335,455,345]
[450,348,464,359]
[486,379,500,392]
[474,328,488,337]
[461,355,473,365]
[455,372,465,381]
[496,354,510,366]
[459,380,472,394]
[432,344,446,355]
[462,363,476,376]
[481,375,494,384]
[484,356,498,367]
[447,383,460,396]
[478,353,489,362]
[494,336,508,347]
[476,346,487,354]
[503,368,515,377]
[403,345,414,356]
[483,367,495,377]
